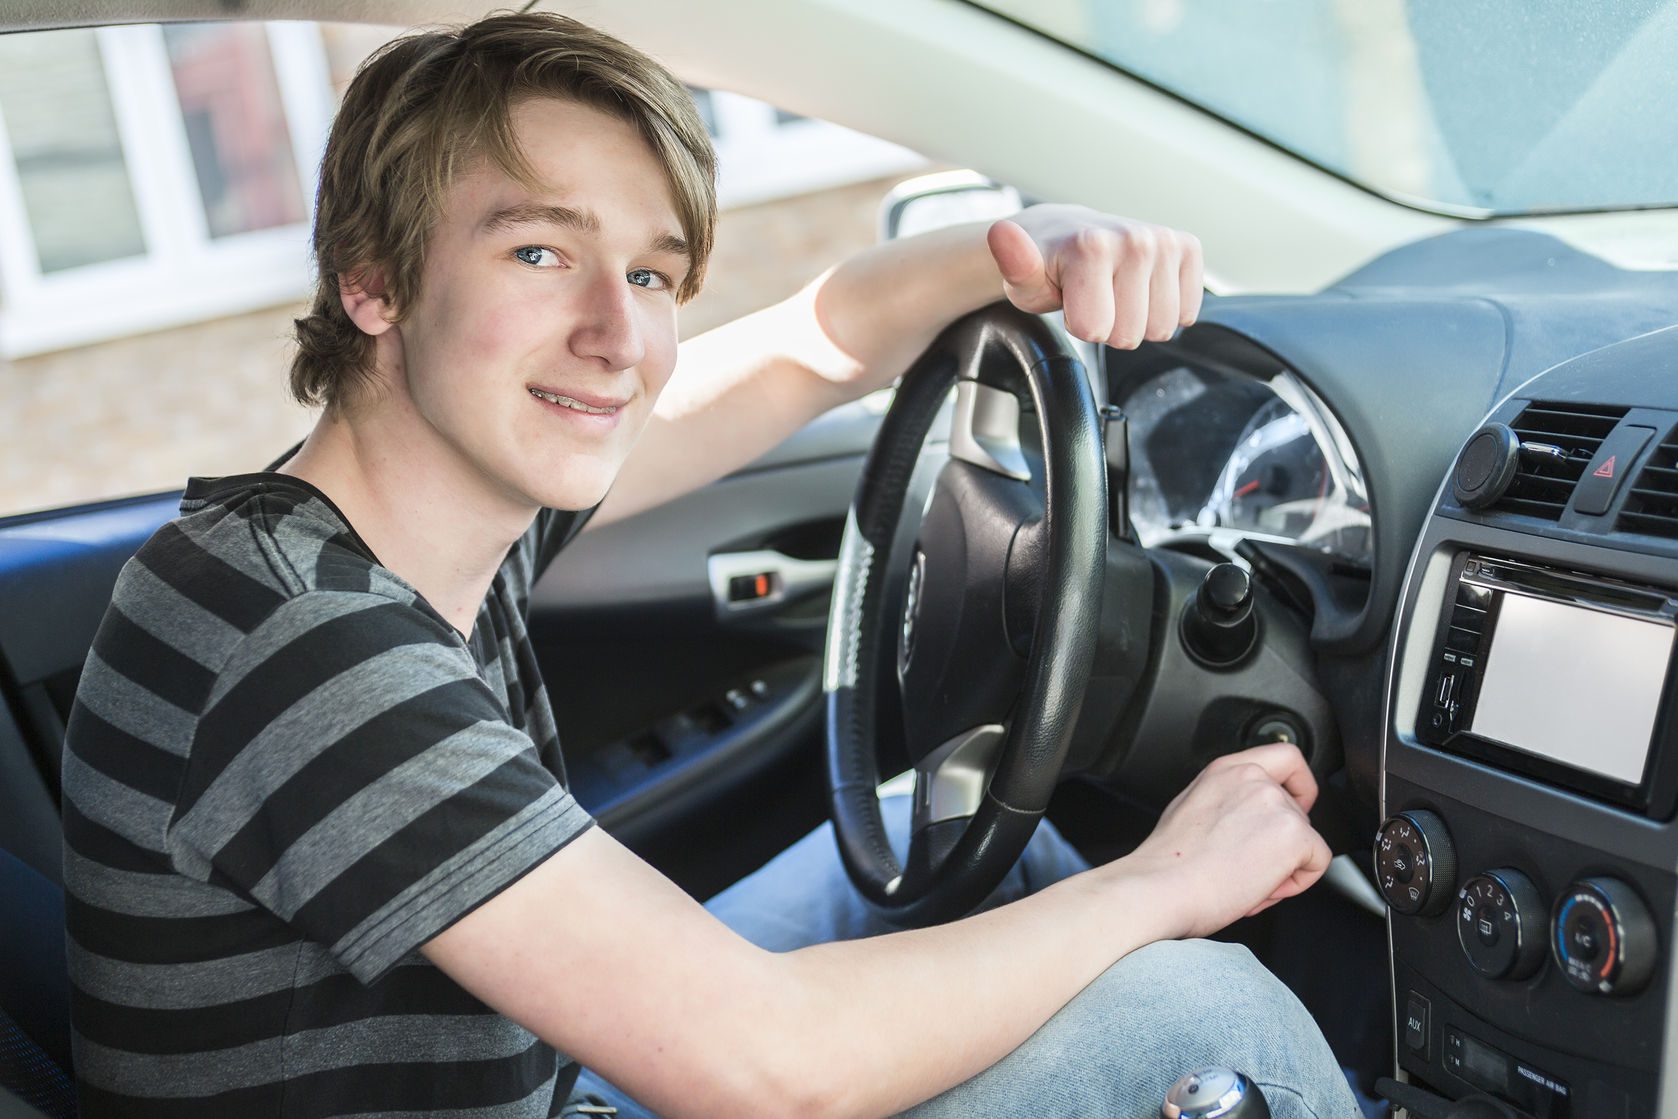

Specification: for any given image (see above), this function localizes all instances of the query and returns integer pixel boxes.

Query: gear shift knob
[1162,1066,1270,1119]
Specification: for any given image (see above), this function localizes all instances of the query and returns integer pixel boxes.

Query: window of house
[162,24,310,240]
[0,22,332,360]
[0,30,148,275]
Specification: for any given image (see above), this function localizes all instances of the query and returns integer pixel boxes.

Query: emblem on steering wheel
[900,548,926,674]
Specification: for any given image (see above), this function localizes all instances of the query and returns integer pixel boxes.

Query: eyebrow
[481,202,690,260]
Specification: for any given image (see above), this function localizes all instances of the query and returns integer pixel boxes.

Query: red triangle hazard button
[1593,455,1617,479]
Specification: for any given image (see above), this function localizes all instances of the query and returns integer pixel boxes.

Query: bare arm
[422,743,1327,1119]
[590,205,1203,526]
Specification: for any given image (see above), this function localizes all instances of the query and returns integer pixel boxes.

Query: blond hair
[290,11,717,410]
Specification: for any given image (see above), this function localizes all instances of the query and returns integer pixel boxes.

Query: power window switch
[1404,993,1431,1057]
[727,572,777,602]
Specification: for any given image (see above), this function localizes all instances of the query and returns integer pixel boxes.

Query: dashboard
[1378,346,1678,1116]
[1100,228,1678,1116]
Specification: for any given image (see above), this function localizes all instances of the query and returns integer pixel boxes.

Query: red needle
[1233,479,1262,498]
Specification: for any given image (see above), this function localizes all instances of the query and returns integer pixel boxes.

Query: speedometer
[1206,399,1328,538]
[1119,362,1371,566]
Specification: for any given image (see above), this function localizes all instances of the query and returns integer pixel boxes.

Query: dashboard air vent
[1617,429,1678,539]
[1496,401,1627,520]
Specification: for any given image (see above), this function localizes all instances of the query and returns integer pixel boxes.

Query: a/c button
[1404,992,1431,1057]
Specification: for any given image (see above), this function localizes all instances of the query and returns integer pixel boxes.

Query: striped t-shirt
[61,471,596,1117]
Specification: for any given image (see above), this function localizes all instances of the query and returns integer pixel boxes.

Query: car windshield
[970,0,1678,216]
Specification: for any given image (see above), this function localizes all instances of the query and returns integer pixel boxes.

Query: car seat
[0,848,73,1118]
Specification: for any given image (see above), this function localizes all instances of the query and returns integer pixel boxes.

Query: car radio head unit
[1416,553,1678,815]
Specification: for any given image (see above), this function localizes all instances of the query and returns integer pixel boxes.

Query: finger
[1287,830,1334,895]
[1227,740,1318,811]
[1143,232,1181,342]
[987,219,1059,313]
[1062,244,1119,345]
[1259,852,1331,911]
[1178,233,1205,325]
[1105,243,1152,349]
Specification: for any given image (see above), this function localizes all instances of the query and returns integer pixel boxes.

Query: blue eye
[628,268,669,290]
[514,246,558,267]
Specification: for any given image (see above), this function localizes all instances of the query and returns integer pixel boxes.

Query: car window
[0,21,926,519]
[969,0,1678,216]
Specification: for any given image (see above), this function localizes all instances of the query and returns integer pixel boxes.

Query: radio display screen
[1471,592,1674,785]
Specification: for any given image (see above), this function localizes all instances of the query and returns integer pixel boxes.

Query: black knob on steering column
[1181,563,1259,667]
[1163,1067,1269,1119]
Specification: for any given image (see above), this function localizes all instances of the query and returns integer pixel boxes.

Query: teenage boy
[62,12,1359,1119]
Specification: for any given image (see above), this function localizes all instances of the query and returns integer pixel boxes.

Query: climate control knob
[1457,869,1546,980]
[1374,810,1457,916]
[1551,877,1658,996]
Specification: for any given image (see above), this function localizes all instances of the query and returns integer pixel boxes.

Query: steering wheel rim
[823,302,1108,926]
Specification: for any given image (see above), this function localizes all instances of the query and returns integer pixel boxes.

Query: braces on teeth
[529,388,615,414]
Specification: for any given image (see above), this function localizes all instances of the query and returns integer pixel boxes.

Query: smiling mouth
[528,387,621,415]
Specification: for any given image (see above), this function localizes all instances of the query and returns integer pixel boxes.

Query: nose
[568,271,646,372]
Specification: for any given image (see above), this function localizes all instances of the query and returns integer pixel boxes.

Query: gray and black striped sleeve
[164,589,593,983]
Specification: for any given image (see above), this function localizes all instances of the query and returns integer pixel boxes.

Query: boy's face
[380,97,690,513]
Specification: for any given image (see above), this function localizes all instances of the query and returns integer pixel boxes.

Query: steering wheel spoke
[911,723,1006,833]
[949,379,1032,481]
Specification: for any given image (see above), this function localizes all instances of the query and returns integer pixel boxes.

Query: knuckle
[1222,760,1263,785]
[1121,225,1158,261]
[1071,226,1118,257]
[1153,227,1182,262]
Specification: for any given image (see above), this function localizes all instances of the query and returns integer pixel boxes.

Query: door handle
[707,550,837,620]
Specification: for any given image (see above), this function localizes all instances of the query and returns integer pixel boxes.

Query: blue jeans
[569,796,1362,1118]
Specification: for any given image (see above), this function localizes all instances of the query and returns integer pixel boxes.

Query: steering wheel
[824,302,1108,926]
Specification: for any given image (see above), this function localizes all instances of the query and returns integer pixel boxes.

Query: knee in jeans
[1095,939,1327,1068]
[1108,937,1274,1001]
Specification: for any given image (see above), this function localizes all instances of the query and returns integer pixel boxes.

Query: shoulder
[113,477,436,658]
[174,586,501,855]
[207,586,473,717]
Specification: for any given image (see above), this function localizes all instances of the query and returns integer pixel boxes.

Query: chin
[521,455,620,512]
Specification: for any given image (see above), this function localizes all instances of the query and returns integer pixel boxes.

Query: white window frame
[0,22,334,359]
[705,90,925,210]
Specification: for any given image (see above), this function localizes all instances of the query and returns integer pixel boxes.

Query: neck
[279,394,536,638]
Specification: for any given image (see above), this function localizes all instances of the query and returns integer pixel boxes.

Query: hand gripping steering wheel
[823,302,1108,926]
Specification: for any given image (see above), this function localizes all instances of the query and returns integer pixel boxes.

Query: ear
[338,267,396,337]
